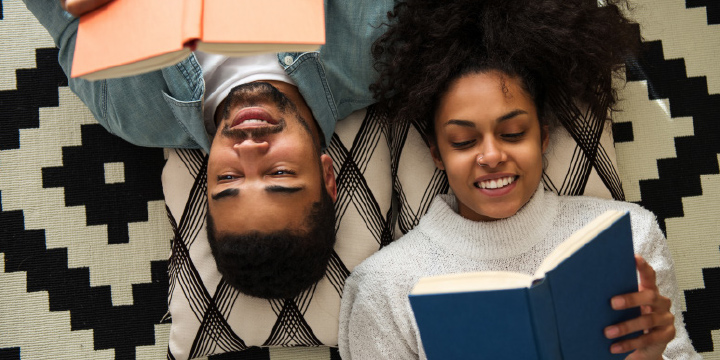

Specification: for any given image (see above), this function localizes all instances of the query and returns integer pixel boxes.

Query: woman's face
[431,71,548,221]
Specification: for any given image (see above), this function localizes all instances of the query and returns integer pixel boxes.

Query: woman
[339,0,700,359]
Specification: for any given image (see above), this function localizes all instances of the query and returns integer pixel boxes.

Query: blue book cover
[409,211,640,360]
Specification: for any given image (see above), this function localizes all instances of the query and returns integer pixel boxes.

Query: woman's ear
[541,125,550,154]
[429,144,445,170]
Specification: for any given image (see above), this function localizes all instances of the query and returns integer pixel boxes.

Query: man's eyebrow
[211,188,239,201]
[265,185,304,194]
[210,186,303,200]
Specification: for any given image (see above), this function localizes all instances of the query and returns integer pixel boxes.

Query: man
[23,0,394,298]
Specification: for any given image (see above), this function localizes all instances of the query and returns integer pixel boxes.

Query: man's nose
[233,138,270,157]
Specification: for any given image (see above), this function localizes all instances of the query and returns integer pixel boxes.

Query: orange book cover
[72,0,197,80]
[71,0,324,80]
[202,0,325,46]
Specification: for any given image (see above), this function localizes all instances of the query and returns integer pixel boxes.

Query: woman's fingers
[605,311,674,339]
[636,255,658,289]
[611,288,670,312]
[609,323,675,355]
[604,257,675,358]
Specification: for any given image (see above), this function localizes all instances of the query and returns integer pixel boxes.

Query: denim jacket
[22,0,394,152]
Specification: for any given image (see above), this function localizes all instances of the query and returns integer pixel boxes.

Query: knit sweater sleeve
[339,262,425,360]
[629,208,702,360]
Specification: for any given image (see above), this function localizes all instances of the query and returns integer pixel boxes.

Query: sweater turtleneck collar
[417,184,559,260]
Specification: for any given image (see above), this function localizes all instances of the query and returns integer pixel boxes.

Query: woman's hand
[60,0,114,17]
[604,255,676,360]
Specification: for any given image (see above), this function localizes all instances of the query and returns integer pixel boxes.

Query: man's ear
[429,143,445,170]
[320,154,337,202]
[541,125,550,154]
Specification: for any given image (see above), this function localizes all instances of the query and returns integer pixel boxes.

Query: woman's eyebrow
[445,119,476,128]
[496,109,528,123]
[445,109,529,128]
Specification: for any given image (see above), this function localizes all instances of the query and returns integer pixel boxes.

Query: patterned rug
[1,0,718,359]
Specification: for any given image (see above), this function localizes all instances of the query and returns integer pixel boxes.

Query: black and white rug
[1,0,718,359]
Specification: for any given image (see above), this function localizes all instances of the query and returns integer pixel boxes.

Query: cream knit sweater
[339,186,700,359]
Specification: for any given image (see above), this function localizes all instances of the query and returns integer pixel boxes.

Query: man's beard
[206,186,336,299]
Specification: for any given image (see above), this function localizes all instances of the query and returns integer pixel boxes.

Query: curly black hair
[371,0,640,140]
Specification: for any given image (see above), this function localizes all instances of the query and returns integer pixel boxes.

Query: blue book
[409,211,641,360]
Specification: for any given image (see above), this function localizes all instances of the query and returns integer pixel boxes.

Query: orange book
[71,0,325,80]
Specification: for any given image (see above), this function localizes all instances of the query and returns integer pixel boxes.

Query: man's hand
[604,255,676,360]
[60,0,114,17]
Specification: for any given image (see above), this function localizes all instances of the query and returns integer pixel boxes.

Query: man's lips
[230,107,278,129]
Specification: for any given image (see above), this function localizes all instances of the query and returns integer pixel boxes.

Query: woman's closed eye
[501,132,526,141]
[451,139,476,148]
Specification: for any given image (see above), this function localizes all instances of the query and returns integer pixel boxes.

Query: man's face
[207,81,336,236]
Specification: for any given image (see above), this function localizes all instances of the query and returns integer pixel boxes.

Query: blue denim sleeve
[21,0,210,151]
[22,0,108,122]
[282,0,394,148]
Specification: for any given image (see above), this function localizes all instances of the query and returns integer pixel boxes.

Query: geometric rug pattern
[2,0,719,359]
[613,0,720,357]
[1,2,169,359]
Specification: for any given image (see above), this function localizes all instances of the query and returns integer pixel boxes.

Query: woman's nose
[477,139,506,168]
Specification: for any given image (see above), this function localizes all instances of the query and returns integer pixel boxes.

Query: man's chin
[206,228,334,299]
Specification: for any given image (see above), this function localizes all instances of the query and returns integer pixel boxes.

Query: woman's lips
[230,107,278,129]
[474,175,518,189]
[474,174,519,196]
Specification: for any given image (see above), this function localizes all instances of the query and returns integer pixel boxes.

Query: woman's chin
[458,205,519,222]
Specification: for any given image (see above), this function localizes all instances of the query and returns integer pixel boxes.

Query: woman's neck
[419,184,559,260]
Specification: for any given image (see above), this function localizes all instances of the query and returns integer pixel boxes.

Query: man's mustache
[219,82,294,121]
[220,118,286,141]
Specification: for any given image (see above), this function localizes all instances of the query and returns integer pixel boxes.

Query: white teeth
[242,119,269,124]
[476,176,516,189]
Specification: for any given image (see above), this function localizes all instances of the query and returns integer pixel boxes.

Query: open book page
[534,210,625,279]
[410,271,533,295]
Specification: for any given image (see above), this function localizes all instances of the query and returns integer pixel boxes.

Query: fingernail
[611,344,623,353]
[605,326,619,338]
[637,256,646,265]
[611,297,625,309]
